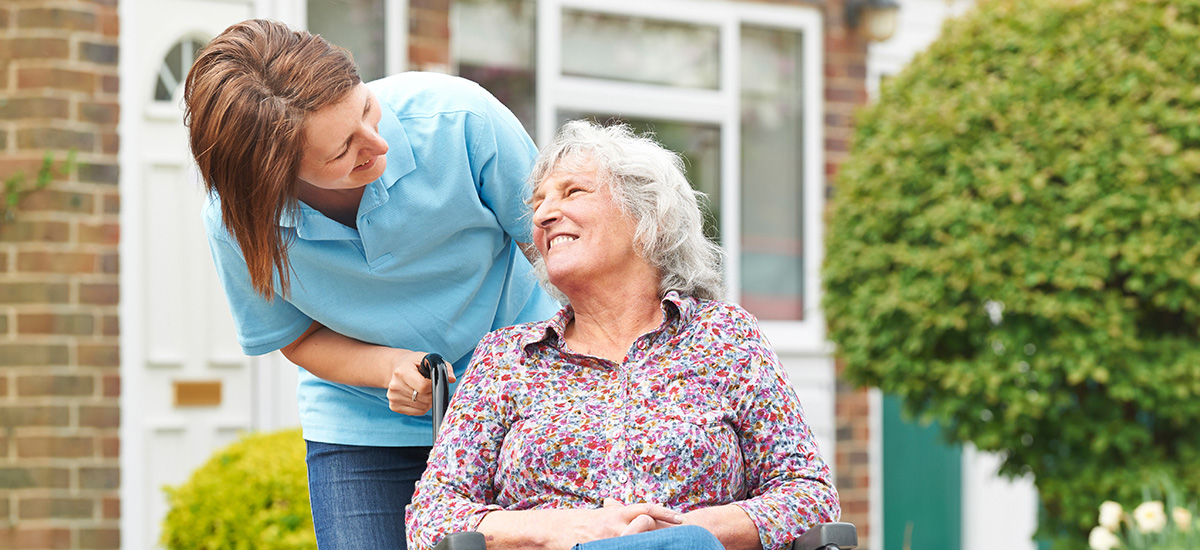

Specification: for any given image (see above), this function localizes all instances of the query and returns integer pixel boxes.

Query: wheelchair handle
[418,353,451,441]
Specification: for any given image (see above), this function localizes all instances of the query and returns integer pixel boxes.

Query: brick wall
[409,0,450,73]
[821,0,874,546]
[0,0,122,548]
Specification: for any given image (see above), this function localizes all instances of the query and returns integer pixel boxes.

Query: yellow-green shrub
[161,429,315,550]
[822,0,1200,548]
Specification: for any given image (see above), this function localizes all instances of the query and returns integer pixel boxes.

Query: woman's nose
[364,125,389,156]
[532,198,560,227]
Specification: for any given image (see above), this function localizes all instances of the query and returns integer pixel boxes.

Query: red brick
[102,192,119,214]
[16,127,95,151]
[78,344,119,368]
[0,96,71,120]
[99,436,118,458]
[0,282,70,304]
[0,220,70,243]
[0,344,70,367]
[100,132,119,154]
[78,102,120,125]
[0,405,70,428]
[100,315,119,337]
[0,526,73,549]
[99,252,118,274]
[16,251,97,273]
[0,466,71,489]
[101,373,119,398]
[97,8,118,36]
[78,163,118,185]
[18,313,95,336]
[18,497,95,520]
[0,375,7,397]
[75,221,120,244]
[2,37,71,60]
[16,374,93,397]
[12,189,95,215]
[79,527,120,549]
[79,467,119,489]
[79,42,118,65]
[16,435,94,459]
[101,497,119,520]
[17,67,97,94]
[79,283,118,305]
[15,7,95,32]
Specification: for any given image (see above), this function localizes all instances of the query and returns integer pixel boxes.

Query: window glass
[561,10,719,90]
[453,0,538,136]
[559,112,722,243]
[155,37,204,102]
[739,25,805,320]
[308,0,386,82]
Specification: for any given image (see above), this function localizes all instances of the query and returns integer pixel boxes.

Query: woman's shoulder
[368,72,492,115]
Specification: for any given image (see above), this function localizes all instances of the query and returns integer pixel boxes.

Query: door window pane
[740,25,805,321]
[454,0,538,136]
[559,112,721,242]
[561,10,719,90]
[308,0,386,82]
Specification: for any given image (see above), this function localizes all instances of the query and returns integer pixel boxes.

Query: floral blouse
[405,292,840,550]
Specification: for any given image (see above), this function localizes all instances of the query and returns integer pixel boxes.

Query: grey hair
[528,119,725,303]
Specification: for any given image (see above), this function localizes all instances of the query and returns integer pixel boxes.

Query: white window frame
[537,0,827,353]
[281,0,409,75]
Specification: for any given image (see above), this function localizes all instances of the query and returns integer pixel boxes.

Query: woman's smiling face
[296,83,389,191]
[530,160,646,293]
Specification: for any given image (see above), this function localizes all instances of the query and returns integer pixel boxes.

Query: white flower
[1088,526,1121,550]
[1098,501,1123,531]
[1173,507,1192,531]
[1133,501,1167,533]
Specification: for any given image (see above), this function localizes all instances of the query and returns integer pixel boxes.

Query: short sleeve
[202,200,314,355]
[464,84,539,243]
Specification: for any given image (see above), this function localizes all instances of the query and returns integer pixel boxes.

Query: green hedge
[822,0,1200,547]
[161,429,315,550]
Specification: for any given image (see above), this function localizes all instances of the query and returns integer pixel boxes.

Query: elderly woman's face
[530,162,642,291]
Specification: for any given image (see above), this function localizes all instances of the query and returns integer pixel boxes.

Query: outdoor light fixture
[845,0,901,42]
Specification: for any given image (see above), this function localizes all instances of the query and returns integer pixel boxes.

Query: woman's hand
[385,350,457,415]
[280,321,457,416]
[476,501,683,549]
[602,498,682,536]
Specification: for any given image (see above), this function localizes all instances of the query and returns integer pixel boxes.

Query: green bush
[161,429,315,550]
[822,0,1200,547]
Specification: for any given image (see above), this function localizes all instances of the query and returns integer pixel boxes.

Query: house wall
[0,0,123,548]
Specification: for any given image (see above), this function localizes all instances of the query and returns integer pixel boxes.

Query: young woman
[183,19,558,549]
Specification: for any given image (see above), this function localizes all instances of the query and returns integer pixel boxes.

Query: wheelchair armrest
[792,522,858,550]
[433,531,486,550]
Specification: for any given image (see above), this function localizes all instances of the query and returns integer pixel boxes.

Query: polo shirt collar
[520,290,698,355]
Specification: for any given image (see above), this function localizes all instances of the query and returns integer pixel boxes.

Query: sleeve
[203,201,314,356]
[405,329,514,550]
[463,83,540,243]
[726,310,841,550]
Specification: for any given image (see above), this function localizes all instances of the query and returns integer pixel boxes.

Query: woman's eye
[333,150,348,161]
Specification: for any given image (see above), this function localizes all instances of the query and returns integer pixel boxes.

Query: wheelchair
[419,355,859,550]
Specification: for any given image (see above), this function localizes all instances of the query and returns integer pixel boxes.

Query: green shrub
[161,429,315,550]
[822,0,1200,547]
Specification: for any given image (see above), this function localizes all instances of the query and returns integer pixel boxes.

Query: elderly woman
[405,120,839,550]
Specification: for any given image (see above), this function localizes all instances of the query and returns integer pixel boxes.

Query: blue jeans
[573,525,725,550]
[305,441,430,550]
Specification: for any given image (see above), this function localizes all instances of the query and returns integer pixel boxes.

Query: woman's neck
[294,183,366,228]
[563,282,663,363]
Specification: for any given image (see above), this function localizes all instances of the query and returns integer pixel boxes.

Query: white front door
[119,1,300,548]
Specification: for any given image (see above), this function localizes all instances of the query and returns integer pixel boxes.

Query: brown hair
[183,19,360,298]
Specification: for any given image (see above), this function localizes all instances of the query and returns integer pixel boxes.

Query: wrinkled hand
[385,351,457,415]
[601,498,684,537]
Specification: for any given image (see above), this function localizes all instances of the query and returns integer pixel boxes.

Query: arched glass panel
[155,37,205,102]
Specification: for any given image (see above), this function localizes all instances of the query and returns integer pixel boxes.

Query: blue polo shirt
[203,72,559,446]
